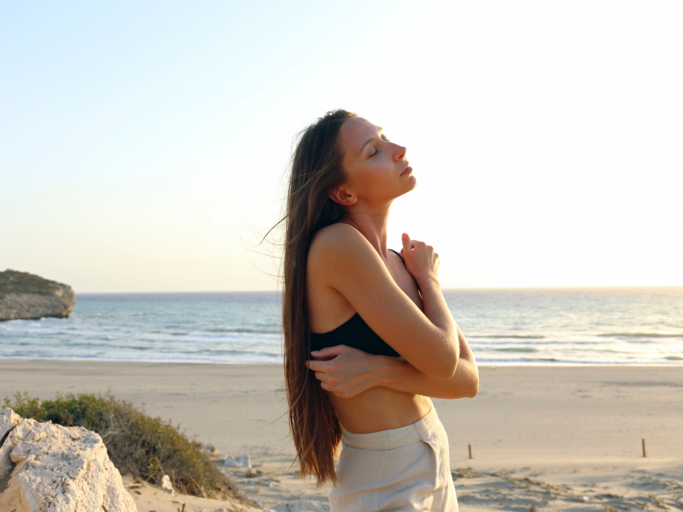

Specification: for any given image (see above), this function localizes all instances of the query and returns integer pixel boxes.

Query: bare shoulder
[307,223,383,294]
[308,223,373,264]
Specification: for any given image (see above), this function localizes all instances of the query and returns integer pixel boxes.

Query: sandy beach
[1,360,682,511]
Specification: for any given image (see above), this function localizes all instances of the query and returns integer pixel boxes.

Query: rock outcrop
[0,408,136,512]
[0,408,22,441]
[0,270,76,322]
[264,501,330,512]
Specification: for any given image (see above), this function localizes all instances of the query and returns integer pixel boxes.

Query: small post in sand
[468,444,472,459]
[642,438,646,458]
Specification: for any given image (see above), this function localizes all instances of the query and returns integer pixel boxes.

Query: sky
[1,1,682,292]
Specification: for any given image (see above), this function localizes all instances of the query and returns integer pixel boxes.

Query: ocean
[1,288,681,365]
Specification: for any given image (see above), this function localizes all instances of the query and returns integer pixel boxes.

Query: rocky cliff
[0,270,76,322]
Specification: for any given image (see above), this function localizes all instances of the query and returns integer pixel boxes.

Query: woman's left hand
[305,345,398,399]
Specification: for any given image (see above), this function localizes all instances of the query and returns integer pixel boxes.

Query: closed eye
[368,135,389,157]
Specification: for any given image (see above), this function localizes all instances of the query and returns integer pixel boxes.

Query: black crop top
[309,249,404,358]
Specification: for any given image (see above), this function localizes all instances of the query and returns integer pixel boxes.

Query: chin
[396,179,417,199]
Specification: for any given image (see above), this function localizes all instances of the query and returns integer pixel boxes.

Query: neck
[340,201,393,258]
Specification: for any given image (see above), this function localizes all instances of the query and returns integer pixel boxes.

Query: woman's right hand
[306,345,402,399]
[400,233,440,285]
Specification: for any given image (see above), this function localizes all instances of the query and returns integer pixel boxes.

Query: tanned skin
[305,117,478,434]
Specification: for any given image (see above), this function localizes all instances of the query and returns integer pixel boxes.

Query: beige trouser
[329,407,459,512]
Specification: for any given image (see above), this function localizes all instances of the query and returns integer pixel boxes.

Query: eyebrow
[358,127,383,155]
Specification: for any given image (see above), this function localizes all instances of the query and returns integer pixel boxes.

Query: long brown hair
[281,109,356,485]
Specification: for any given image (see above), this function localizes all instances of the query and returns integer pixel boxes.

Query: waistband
[341,406,439,451]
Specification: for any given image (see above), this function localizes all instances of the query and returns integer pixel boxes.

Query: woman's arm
[307,324,479,399]
[309,226,459,379]
[380,325,479,399]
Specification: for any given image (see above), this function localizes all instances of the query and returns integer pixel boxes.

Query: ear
[329,186,357,206]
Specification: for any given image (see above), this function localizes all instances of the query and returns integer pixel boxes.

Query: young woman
[282,109,479,511]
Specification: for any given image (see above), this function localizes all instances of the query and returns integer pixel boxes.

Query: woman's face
[334,117,415,206]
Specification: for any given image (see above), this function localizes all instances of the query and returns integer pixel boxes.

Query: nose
[394,143,407,162]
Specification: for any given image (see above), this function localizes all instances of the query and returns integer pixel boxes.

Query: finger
[315,371,331,383]
[320,382,347,398]
[307,360,328,372]
[311,345,347,359]
[402,233,411,255]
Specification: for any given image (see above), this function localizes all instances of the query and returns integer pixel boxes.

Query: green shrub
[3,392,238,499]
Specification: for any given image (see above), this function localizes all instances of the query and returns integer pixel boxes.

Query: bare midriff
[328,385,433,434]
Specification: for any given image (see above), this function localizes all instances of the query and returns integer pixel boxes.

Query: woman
[282,109,479,512]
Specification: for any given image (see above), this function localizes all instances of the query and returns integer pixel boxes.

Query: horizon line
[74,285,683,294]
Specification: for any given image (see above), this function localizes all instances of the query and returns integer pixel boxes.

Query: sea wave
[200,327,281,334]
[596,332,683,339]
[169,328,281,336]
[471,339,603,346]
[494,347,538,353]
[469,334,545,339]
[475,357,682,365]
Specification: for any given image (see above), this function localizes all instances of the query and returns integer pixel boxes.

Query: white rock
[0,414,136,512]
[264,501,330,512]
[223,453,251,468]
[0,417,36,479]
[201,442,216,453]
[236,453,251,467]
[0,408,22,441]
[161,474,175,496]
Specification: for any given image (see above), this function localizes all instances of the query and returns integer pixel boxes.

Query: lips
[400,165,413,177]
